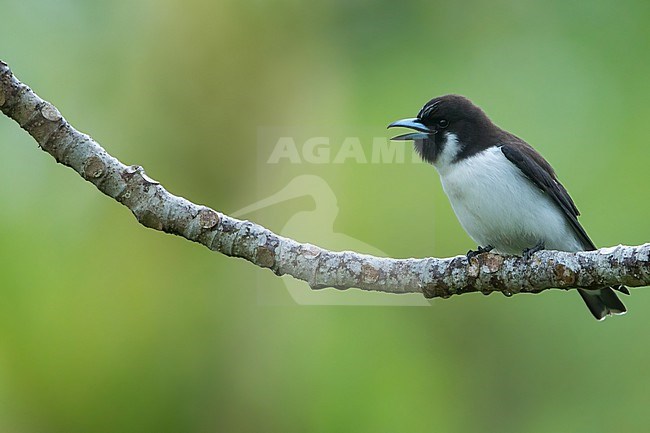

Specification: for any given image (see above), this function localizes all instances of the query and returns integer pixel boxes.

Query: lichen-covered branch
[1,60,648,299]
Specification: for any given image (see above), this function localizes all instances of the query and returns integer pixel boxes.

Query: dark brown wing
[500,138,597,251]
[500,134,630,305]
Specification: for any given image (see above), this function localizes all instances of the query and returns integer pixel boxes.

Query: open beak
[387,118,435,141]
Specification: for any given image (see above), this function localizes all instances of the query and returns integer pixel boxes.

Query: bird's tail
[578,287,627,320]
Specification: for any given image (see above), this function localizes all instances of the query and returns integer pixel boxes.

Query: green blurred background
[1,0,649,432]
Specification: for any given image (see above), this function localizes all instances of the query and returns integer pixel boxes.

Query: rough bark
[1,60,648,299]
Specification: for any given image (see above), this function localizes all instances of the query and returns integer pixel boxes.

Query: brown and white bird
[389,95,627,320]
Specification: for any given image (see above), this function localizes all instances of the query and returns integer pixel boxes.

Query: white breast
[435,135,584,254]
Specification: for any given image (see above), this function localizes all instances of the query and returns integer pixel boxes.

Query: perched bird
[388,95,627,320]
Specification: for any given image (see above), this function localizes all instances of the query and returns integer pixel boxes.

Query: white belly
[437,145,584,255]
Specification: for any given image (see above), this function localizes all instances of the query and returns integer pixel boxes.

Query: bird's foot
[522,241,545,260]
[467,244,494,260]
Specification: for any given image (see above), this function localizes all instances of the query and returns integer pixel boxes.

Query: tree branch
[1,60,648,299]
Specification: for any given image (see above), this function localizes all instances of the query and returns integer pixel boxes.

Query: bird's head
[388,94,494,166]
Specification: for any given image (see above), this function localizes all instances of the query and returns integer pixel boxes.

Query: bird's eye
[437,119,449,128]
